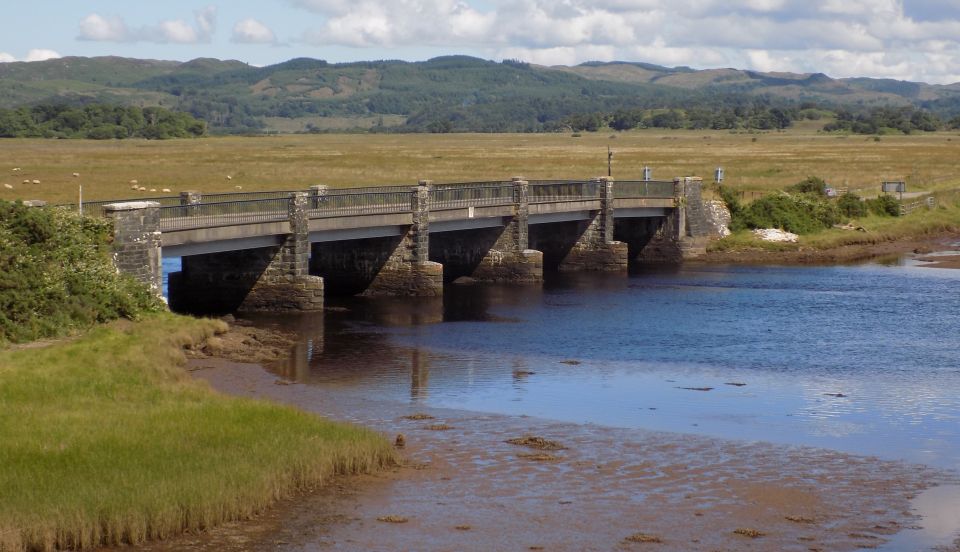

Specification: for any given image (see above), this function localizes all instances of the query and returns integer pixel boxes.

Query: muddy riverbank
[125,357,955,552]
[696,232,960,266]
[134,239,960,551]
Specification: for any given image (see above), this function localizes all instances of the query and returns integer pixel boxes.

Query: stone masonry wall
[105,202,162,297]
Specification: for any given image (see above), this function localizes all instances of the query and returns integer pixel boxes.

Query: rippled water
[247,261,960,472]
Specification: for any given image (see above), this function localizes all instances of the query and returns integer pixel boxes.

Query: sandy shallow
[120,358,960,552]
[915,254,960,269]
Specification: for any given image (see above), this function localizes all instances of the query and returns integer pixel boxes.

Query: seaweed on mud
[733,528,765,538]
[785,515,816,524]
[377,515,409,523]
[505,436,567,451]
[425,424,453,431]
[517,452,559,462]
[402,413,435,420]
[624,532,663,543]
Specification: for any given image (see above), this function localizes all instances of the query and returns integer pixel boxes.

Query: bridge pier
[529,177,628,272]
[105,201,163,297]
[453,178,543,283]
[311,183,443,297]
[559,177,628,272]
[362,182,443,296]
[169,193,324,313]
[634,177,708,263]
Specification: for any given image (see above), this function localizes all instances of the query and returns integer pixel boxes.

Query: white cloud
[24,49,61,62]
[287,0,960,83]
[77,6,216,44]
[232,18,278,44]
[0,53,15,63]
[79,14,130,41]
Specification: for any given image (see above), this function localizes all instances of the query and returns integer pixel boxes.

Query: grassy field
[2,127,960,204]
[0,314,397,552]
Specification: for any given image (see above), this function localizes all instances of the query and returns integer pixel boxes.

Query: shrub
[866,195,901,217]
[718,186,743,219]
[837,193,868,218]
[0,201,164,344]
[786,176,827,195]
[732,192,839,234]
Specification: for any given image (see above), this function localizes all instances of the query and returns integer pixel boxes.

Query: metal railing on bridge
[528,180,599,203]
[57,178,678,230]
[431,181,516,209]
[159,197,290,232]
[614,180,675,199]
[311,185,413,216]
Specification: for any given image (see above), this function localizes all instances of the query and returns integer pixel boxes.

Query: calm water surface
[248,260,960,472]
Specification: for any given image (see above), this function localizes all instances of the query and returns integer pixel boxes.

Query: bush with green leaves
[0,201,164,344]
[732,193,840,234]
[866,195,901,217]
[786,176,827,195]
[837,193,868,218]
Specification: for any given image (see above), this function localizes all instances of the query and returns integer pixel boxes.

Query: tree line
[0,104,206,139]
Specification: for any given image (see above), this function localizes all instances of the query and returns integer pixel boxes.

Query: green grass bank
[0,314,397,551]
[709,188,960,253]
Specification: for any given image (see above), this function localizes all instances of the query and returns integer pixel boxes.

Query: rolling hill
[1,55,958,134]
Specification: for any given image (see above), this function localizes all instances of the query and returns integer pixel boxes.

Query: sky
[2,0,960,84]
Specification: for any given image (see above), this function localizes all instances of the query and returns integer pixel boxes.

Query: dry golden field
[2,127,959,204]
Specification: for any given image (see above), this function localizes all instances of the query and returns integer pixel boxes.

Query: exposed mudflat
[125,359,956,552]
[696,232,960,266]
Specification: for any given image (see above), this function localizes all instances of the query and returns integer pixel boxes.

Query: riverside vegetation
[0,201,397,551]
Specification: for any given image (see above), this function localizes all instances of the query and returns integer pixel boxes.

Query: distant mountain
[1,55,958,133]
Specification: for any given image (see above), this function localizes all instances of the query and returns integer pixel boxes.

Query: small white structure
[753,228,799,243]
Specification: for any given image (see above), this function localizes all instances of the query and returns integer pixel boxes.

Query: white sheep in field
[72,172,80,177]
[3,184,12,189]
[130,184,139,190]
[31,179,40,184]
[129,179,138,185]
[138,186,147,192]
[12,168,21,172]
[161,188,171,193]
[226,175,232,180]
[23,179,30,185]
[149,189,157,192]
[234,185,242,190]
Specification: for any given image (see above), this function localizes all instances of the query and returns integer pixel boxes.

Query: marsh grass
[0,313,396,551]
[2,130,959,204]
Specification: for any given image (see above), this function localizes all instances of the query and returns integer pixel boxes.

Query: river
[162,255,960,550]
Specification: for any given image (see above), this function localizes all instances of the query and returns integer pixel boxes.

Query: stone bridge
[97,177,709,313]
